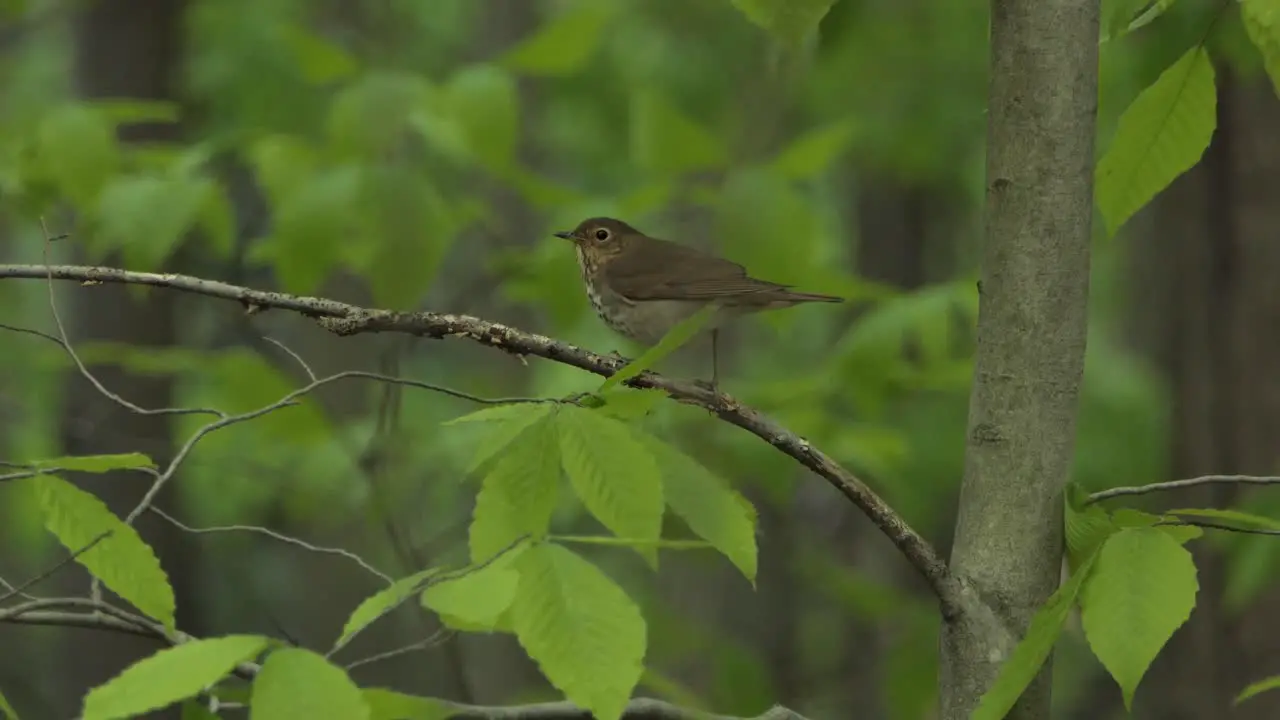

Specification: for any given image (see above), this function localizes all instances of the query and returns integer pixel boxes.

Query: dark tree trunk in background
[45,2,201,717]
[1125,69,1280,720]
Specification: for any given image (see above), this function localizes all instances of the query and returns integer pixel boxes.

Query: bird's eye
[594,228,610,242]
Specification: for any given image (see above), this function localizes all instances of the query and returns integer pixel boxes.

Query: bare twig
[150,506,394,584]
[0,531,113,604]
[262,336,319,382]
[1158,520,1280,537]
[0,263,961,616]
[343,628,452,671]
[1089,475,1280,503]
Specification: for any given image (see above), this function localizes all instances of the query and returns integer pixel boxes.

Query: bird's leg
[693,330,721,394]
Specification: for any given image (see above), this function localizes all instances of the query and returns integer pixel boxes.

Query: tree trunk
[940,1,1099,718]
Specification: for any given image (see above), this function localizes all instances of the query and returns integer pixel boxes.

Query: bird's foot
[606,349,629,363]
[692,378,720,395]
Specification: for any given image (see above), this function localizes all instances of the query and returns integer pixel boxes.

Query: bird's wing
[604,237,791,301]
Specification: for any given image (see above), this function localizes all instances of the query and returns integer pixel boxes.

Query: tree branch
[0,263,963,616]
[1088,475,1280,503]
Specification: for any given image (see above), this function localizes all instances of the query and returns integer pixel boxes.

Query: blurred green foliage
[4,0,1280,717]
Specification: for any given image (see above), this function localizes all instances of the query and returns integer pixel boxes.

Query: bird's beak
[553,230,576,241]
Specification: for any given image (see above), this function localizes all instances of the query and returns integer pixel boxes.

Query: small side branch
[1089,475,1280,503]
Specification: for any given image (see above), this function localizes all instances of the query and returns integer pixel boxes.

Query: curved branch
[0,263,962,616]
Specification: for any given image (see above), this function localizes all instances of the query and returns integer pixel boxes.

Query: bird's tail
[783,290,845,303]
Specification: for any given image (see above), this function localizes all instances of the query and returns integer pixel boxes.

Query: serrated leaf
[1166,506,1280,531]
[973,552,1099,720]
[1237,674,1280,704]
[1080,527,1199,710]
[1241,0,1280,95]
[641,434,757,582]
[363,689,454,720]
[422,560,521,631]
[501,4,614,76]
[30,453,155,473]
[447,64,518,171]
[36,104,119,206]
[554,406,664,566]
[1065,485,1114,572]
[599,304,717,392]
[468,414,560,562]
[35,475,175,630]
[1095,46,1216,235]
[251,648,368,720]
[629,90,727,176]
[730,0,837,47]
[82,635,269,720]
[769,119,858,180]
[335,567,441,648]
[0,687,17,720]
[445,402,556,475]
[509,544,645,720]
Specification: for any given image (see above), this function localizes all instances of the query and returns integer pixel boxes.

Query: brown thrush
[553,217,844,390]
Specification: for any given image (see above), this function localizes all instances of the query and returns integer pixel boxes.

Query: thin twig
[262,336,319,382]
[1089,475,1280,503]
[1158,520,1280,537]
[149,506,394,584]
[343,628,452,671]
[0,531,113,604]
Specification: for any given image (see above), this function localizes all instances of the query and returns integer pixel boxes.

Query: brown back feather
[606,236,805,301]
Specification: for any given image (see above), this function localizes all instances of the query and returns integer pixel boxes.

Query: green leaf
[1095,46,1216,235]
[326,72,429,159]
[973,552,1099,720]
[1243,0,1280,95]
[500,4,614,76]
[468,413,560,562]
[82,635,269,720]
[599,304,718,392]
[729,0,837,47]
[180,700,221,720]
[335,567,441,649]
[1103,0,1178,41]
[30,453,155,473]
[95,173,215,269]
[596,389,667,421]
[509,543,646,720]
[282,26,359,84]
[92,99,181,125]
[447,64,518,171]
[629,90,727,176]
[268,165,362,294]
[554,406,664,566]
[357,166,452,309]
[1166,506,1280,531]
[445,402,556,474]
[251,648,368,720]
[422,552,524,631]
[1064,484,1115,572]
[642,434,757,582]
[363,689,454,720]
[35,475,176,630]
[1237,674,1280,705]
[36,104,120,206]
[769,119,858,180]
[0,687,17,720]
[1079,527,1199,710]
[247,135,317,208]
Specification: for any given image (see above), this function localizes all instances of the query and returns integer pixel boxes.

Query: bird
[553,216,843,391]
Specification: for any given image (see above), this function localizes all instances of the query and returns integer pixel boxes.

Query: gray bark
[940,1,1099,718]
